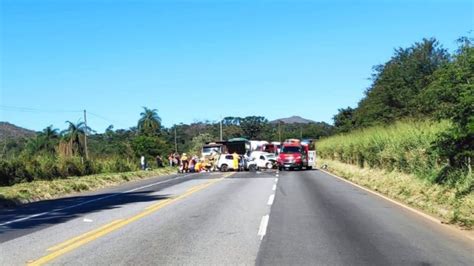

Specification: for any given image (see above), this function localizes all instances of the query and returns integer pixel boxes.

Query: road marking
[258,215,269,240]
[267,194,275,205]
[144,198,174,210]
[320,169,474,242]
[47,219,124,252]
[274,178,279,183]
[28,175,231,266]
[82,218,93,223]
[0,212,49,227]
[0,173,196,227]
[272,184,277,191]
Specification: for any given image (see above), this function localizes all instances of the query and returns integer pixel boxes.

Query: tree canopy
[138,107,162,136]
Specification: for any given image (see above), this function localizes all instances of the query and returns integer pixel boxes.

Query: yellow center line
[28,174,232,266]
[46,219,124,252]
[144,198,174,210]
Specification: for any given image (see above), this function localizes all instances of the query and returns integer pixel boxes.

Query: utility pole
[220,116,223,141]
[174,126,178,153]
[83,109,89,160]
[278,121,282,142]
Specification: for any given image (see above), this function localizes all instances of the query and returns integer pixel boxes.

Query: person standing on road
[232,152,239,171]
[140,155,146,170]
[181,153,189,173]
[156,154,163,168]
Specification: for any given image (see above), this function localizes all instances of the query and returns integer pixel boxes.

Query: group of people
[177,153,213,173]
[168,153,181,167]
[140,151,221,173]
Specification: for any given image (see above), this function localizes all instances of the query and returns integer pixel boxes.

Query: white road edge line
[320,169,474,242]
[258,215,270,240]
[0,173,196,227]
[267,194,275,205]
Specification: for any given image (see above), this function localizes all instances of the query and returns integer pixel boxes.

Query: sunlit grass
[0,167,176,205]
[317,120,452,181]
[319,158,473,229]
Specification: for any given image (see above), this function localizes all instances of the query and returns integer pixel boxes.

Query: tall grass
[317,120,452,182]
[0,156,140,186]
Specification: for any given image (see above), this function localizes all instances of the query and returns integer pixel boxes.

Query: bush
[58,157,84,177]
[0,159,33,185]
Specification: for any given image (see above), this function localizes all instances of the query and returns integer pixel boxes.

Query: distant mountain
[0,122,36,141]
[270,116,316,124]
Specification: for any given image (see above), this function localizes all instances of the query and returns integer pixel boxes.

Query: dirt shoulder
[318,158,473,231]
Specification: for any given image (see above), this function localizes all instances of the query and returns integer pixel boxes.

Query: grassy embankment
[316,120,473,229]
[0,167,176,206]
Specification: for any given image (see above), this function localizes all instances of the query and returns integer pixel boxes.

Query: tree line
[331,37,473,185]
[0,108,333,185]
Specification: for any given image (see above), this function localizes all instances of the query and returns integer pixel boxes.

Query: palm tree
[38,125,59,154]
[138,107,161,136]
[41,125,59,140]
[24,125,60,156]
[60,121,89,156]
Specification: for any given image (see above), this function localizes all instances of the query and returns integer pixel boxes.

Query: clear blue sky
[1,0,472,132]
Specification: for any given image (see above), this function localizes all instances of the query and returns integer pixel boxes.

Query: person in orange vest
[195,160,201,172]
[232,152,239,171]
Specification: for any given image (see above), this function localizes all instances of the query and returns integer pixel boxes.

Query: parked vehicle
[263,143,281,154]
[249,140,269,152]
[202,143,224,157]
[217,154,237,172]
[250,151,278,169]
[226,138,251,155]
[217,153,249,172]
[277,139,310,170]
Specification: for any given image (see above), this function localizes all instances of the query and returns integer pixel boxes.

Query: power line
[0,105,82,113]
[87,111,121,124]
[1,105,125,129]
[1,105,122,123]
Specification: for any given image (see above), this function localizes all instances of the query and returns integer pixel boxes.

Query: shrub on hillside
[0,159,33,185]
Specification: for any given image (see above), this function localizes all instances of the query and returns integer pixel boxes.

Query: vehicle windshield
[203,147,220,154]
[282,146,302,154]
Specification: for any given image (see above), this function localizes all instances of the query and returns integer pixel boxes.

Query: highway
[0,169,472,265]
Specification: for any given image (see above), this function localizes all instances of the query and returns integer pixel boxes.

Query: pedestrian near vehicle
[189,157,196,172]
[232,152,239,171]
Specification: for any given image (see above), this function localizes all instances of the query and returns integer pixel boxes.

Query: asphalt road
[0,169,472,265]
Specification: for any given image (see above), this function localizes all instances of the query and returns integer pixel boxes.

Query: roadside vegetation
[318,37,473,228]
[0,108,173,186]
[0,167,176,206]
[318,120,471,192]
[318,158,473,229]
